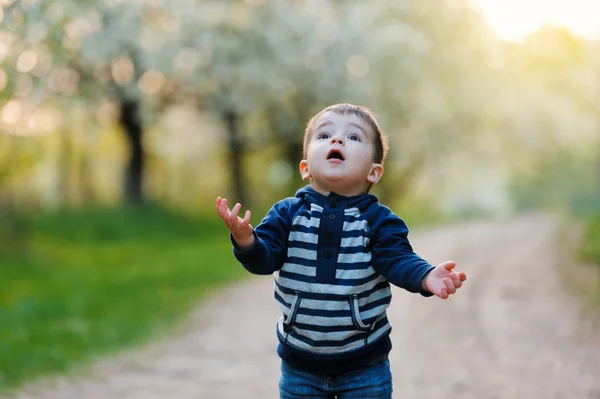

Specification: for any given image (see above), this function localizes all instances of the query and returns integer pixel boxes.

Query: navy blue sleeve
[367,204,435,296]
[231,199,291,275]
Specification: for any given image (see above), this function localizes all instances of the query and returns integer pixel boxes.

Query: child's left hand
[423,261,467,299]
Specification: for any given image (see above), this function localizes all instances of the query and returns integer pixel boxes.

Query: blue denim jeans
[279,358,393,399]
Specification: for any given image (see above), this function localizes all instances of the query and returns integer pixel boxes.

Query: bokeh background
[0,0,599,391]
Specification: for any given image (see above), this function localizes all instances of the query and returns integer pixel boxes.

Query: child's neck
[309,183,369,198]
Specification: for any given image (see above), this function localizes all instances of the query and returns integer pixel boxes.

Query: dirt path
[7,214,600,398]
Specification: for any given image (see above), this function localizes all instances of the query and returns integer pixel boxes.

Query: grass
[574,213,600,310]
[580,213,600,268]
[0,205,245,390]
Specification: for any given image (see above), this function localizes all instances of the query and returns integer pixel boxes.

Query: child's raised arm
[216,197,255,250]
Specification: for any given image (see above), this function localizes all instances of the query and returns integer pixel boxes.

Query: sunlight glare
[1,100,23,125]
[469,0,600,41]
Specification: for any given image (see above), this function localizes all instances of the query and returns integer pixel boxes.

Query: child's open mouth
[327,149,345,162]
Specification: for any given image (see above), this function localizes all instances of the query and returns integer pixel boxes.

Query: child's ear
[367,163,384,185]
[299,160,311,181]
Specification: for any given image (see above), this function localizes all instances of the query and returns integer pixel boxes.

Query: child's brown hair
[303,103,389,165]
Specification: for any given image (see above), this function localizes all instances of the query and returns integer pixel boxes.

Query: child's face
[300,111,384,196]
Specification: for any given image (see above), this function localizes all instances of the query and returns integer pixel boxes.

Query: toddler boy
[216,103,467,398]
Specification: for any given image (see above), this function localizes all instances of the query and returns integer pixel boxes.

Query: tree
[0,0,189,204]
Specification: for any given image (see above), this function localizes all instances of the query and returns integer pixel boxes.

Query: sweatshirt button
[324,252,331,259]
[328,214,336,220]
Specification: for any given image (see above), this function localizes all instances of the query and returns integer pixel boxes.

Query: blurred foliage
[509,148,598,214]
[0,0,596,214]
[579,213,600,309]
[0,206,244,390]
[581,214,600,269]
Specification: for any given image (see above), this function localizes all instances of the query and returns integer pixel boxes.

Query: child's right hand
[216,197,255,250]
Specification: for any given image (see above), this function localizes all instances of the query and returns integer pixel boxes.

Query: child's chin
[321,173,348,183]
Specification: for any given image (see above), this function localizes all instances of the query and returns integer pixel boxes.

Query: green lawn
[0,205,245,390]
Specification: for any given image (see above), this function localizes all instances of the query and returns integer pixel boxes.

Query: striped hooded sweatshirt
[232,186,434,375]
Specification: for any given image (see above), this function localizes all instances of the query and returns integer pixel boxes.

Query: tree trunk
[79,152,94,203]
[222,109,248,206]
[119,100,145,204]
[284,139,303,192]
[273,98,312,193]
[60,129,72,205]
[0,135,13,210]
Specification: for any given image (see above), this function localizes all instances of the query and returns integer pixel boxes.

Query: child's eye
[349,135,361,142]
[317,132,331,139]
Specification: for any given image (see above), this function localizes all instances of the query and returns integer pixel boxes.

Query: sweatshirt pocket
[349,294,372,332]
[283,292,302,328]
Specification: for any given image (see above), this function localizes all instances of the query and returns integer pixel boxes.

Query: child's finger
[221,198,229,216]
[242,210,251,225]
[438,286,448,299]
[443,261,456,271]
[216,197,223,216]
[443,277,456,294]
[451,273,462,289]
[438,261,455,272]
[459,272,467,282]
[216,197,226,219]
[221,199,234,225]
[226,199,234,216]
[230,203,242,223]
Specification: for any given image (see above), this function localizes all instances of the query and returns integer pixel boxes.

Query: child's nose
[330,135,344,145]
